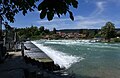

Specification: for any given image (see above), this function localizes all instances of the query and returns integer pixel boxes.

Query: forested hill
[115,28,120,31]
[57,29,100,33]
[57,28,120,33]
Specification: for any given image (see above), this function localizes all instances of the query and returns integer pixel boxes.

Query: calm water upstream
[32,40,120,78]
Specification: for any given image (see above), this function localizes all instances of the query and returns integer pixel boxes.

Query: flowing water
[31,40,120,78]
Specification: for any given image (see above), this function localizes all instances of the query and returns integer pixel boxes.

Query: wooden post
[0,17,2,37]
[14,32,17,51]
[0,16,2,61]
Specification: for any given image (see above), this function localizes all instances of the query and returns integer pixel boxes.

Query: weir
[23,41,61,71]
[24,41,52,62]
[31,40,82,69]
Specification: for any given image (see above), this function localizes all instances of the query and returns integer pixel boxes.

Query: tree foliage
[101,22,116,40]
[0,0,38,22]
[17,26,50,40]
[39,26,44,32]
[15,23,120,41]
[116,31,120,37]
[38,0,78,21]
[0,0,78,22]
[53,27,56,34]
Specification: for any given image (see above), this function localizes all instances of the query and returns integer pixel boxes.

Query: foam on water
[44,40,92,45]
[36,40,120,49]
[31,41,84,69]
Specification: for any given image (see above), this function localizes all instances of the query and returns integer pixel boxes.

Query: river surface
[32,40,120,78]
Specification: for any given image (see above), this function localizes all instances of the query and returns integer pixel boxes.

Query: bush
[112,38,120,42]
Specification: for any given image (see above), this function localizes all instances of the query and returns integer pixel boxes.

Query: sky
[8,0,120,30]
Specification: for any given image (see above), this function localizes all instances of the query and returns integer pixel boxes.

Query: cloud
[75,18,106,29]
[97,1,105,12]
[36,18,70,24]
[36,17,71,30]
[90,1,106,16]
[36,15,109,29]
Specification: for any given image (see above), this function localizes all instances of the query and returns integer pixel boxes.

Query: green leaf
[38,1,46,11]
[72,0,78,8]
[13,9,19,13]
[68,11,74,21]
[0,0,2,3]
[65,0,71,5]
[40,9,47,19]
[47,12,54,21]
[57,13,60,18]
[38,4,42,11]
[23,10,27,16]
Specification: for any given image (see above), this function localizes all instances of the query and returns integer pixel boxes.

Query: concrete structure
[24,41,52,61]
[23,41,57,71]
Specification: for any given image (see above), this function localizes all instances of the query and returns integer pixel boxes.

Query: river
[32,40,120,78]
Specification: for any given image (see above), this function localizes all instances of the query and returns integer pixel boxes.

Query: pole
[14,32,17,51]
[0,17,2,37]
[0,16,2,61]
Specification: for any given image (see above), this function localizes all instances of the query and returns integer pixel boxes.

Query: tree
[116,31,120,37]
[53,27,56,34]
[44,29,50,34]
[101,22,116,41]
[0,0,78,22]
[82,29,89,38]
[39,26,44,32]
[0,0,38,22]
[88,31,95,38]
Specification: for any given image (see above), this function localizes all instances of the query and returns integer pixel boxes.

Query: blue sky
[8,0,120,30]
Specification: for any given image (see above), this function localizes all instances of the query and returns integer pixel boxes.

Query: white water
[31,41,84,69]
[43,40,120,49]
[43,39,97,45]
